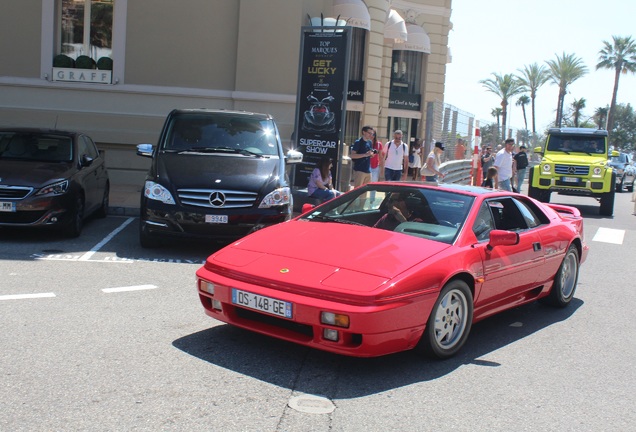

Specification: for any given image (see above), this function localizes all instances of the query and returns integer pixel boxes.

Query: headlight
[593,167,602,175]
[36,180,69,196]
[542,164,551,173]
[144,181,175,204]
[259,187,291,208]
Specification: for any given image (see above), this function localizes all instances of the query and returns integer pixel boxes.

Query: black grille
[0,211,46,224]
[0,186,32,199]
[235,307,314,338]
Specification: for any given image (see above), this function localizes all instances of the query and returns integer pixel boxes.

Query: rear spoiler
[546,203,582,218]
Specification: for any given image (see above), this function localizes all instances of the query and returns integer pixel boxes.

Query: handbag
[408,153,414,164]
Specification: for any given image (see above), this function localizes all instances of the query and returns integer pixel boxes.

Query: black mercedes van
[136,109,302,247]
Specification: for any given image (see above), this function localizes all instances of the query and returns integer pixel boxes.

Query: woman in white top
[421,141,446,182]
[408,139,423,180]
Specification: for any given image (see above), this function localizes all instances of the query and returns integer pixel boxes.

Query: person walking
[350,125,374,188]
[480,145,494,181]
[493,138,515,191]
[421,141,446,182]
[383,130,409,181]
[408,138,423,180]
[370,131,383,183]
[513,145,529,193]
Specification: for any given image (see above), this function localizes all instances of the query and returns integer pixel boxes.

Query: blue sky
[444,0,636,134]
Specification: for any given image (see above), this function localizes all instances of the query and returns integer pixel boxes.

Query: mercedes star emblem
[209,191,226,208]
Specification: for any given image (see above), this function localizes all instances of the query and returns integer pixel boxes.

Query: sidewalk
[108,183,141,216]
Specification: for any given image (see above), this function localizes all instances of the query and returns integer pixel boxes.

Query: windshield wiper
[308,214,366,226]
[179,146,266,158]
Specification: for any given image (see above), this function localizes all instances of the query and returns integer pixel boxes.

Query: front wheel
[542,245,579,308]
[417,280,473,359]
[599,173,616,216]
[64,195,84,238]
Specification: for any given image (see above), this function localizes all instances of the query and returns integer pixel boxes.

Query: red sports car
[196,182,588,359]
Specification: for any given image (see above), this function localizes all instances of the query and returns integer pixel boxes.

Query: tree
[570,98,586,127]
[490,107,502,142]
[480,73,523,141]
[594,107,609,129]
[596,35,636,135]
[546,53,588,127]
[609,103,636,151]
[516,63,550,135]
[516,95,531,134]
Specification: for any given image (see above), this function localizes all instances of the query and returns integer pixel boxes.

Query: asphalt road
[1,191,635,431]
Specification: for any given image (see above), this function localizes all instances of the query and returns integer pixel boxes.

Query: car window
[511,197,547,228]
[547,135,605,154]
[82,135,99,159]
[472,202,495,241]
[0,132,72,162]
[487,197,529,231]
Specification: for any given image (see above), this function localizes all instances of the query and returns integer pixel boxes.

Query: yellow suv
[528,127,618,216]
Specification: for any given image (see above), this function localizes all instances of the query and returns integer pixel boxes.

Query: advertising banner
[293,27,351,188]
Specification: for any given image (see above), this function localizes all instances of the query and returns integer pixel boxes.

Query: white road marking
[102,284,158,293]
[0,293,56,301]
[592,227,625,244]
[79,217,135,261]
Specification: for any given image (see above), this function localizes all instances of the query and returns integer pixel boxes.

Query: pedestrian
[481,166,499,189]
[370,130,383,183]
[513,144,529,193]
[493,138,515,191]
[350,125,375,188]
[454,138,466,160]
[383,129,409,181]
[421,141,446,182]
[480,145,494,181]
[307,157,340,203]
[408,138,423,180]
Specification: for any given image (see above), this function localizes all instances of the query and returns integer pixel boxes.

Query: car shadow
[173,298,583,398]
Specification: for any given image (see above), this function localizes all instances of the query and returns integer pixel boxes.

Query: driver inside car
[374,193,423,231]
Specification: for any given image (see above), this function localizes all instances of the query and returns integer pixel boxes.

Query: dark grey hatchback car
[136,109,302,247]
[0,128,110,237]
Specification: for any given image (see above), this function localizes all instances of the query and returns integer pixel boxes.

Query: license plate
[562,176,579,183]
[205,214,228,223]
[0,201,16,212]
[232,288,293,319]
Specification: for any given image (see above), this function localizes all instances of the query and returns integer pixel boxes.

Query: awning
[384,9,407,42]
[332,0,371,31]
[310,16,348,28]
[392,24,431,53]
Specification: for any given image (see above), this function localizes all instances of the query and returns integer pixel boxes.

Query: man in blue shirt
[351,125,375,188]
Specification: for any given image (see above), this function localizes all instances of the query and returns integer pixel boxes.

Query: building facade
[0,0,453,190]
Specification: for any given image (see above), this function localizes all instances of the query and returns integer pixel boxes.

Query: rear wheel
[417,280,473,359]
[542,245,579,308]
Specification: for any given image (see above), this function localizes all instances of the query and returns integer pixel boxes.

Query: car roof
[0,127,79,137]
[370,181,505,197]
[169,109,273,121]
[548,127,608,136]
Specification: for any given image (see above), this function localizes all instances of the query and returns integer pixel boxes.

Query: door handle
[533,242,541,252]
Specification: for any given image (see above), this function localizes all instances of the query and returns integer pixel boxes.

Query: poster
[293,27,350,188]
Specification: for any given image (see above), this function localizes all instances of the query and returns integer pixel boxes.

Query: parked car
[608,152,634,192]
[196,182,588,359]
[0,128,110,237]
[136,109,302,247]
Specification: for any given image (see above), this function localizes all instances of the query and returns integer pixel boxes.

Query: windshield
[300,184,474,244]
[0,132,73,162]
[163,113,280,156]
[609,154,628,164]
[546,135,606,154]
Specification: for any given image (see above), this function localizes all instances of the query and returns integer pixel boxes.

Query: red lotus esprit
[196,182,588,359]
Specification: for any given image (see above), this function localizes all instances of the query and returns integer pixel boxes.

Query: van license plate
[562,177,579,183]
[0,201,16,212]
[232,288,293,319]
[205,215,228,223]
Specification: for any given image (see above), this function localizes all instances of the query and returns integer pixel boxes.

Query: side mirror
[487,229,519,251]
[533,146,543,154]
[285,149,303,164]
[80,154,94,167]
[301,203,315,214]
[137,143,154,158]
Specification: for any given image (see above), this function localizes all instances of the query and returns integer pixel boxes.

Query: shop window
[390,50,423,94]
[349,27,366,81]
[59,0,113,63]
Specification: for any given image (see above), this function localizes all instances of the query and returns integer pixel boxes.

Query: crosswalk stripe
[592,227,625,244]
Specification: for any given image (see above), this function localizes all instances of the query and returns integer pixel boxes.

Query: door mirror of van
[137,143,154,158]
[286,149,303,164]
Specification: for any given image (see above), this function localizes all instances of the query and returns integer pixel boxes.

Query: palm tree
[570,98,586,127]
[516,63,550,135]
[594,107,609,129]
[596,35,636,133]
[491,107,502,142]
[480,73,524,140]
[546,53,588,127]
[516,95,531,133]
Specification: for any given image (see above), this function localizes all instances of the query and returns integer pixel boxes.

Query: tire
[615,177,623,193]
[542,245,579,308]
[95,183,110,218]
[64,195,84,238]
[417,280,473,359]
[599,173,616,216]
[139,220,160,248]
[528,168,551,202]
